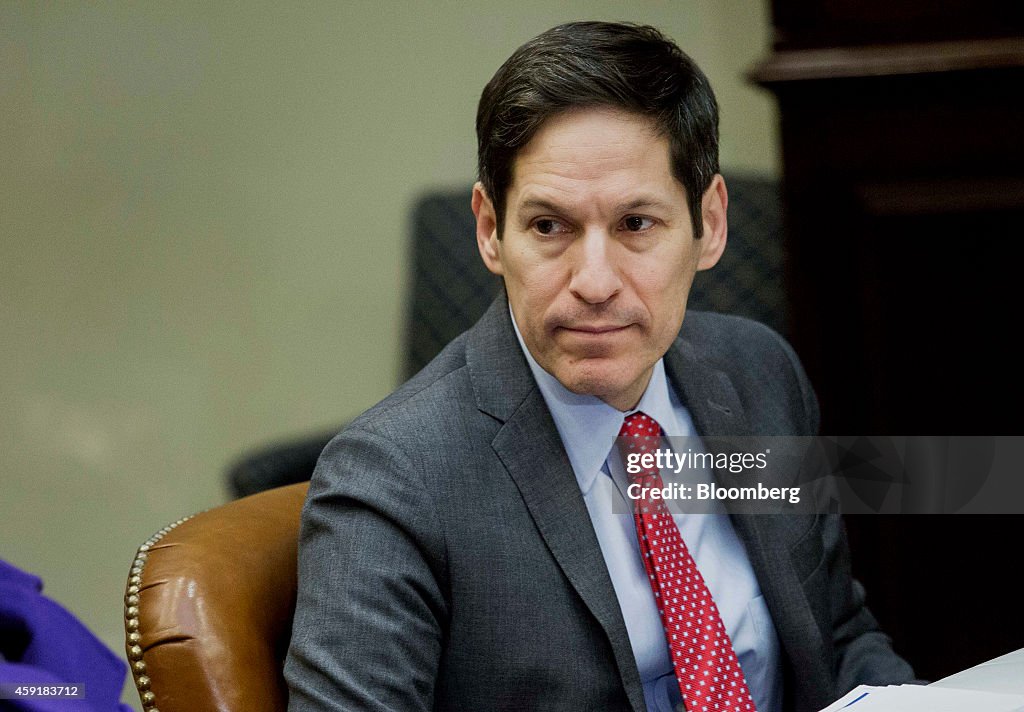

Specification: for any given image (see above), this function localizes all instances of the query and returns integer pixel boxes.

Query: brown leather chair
[123,483,308,712]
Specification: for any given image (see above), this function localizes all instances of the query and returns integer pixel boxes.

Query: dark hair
[476,21,719,238]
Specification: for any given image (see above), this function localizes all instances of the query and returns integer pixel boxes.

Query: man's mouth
[559,324,631,335]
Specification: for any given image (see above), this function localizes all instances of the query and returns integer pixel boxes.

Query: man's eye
[533,218,569,235]
[622,215,655,232]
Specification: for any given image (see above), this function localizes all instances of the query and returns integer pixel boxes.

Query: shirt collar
[509,306,683,494]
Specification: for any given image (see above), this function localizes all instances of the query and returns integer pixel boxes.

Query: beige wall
[0,1,775,705]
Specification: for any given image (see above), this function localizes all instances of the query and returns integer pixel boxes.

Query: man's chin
[552,365,647,411]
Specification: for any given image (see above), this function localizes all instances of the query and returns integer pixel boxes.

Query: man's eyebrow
[613,197,677,213]
[516,198,567,215]
[515,196,677,215]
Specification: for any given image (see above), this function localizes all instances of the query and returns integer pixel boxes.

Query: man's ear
[697,174,728,271]
[472,182,504,276]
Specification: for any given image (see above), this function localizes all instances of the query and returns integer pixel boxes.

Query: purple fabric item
[0,559,132,712]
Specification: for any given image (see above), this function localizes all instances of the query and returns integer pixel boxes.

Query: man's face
[473,107,727,411]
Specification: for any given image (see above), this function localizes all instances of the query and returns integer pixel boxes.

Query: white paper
[817,684,1024,712]
[934,648,1024,695]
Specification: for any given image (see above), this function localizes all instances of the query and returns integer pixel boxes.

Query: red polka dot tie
[619,411,757,712]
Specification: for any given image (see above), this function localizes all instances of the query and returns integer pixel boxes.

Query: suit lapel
[664,326,831,710]
[492,396,648,711]
[662,332,749,439]
[466,294,647,712]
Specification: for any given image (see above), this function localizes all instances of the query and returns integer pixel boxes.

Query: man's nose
[568,230,623,304]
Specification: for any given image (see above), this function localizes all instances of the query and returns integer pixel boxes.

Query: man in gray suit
[285,22,915,712]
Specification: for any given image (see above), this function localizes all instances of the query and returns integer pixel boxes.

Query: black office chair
[227,175,784,497]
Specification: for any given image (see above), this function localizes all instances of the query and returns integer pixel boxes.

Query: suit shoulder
[680,310,793,364]
[343,331,479,439]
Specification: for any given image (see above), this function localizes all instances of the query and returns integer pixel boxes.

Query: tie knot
[618,411,663,440]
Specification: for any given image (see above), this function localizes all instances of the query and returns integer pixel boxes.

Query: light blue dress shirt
[510,311,783,712]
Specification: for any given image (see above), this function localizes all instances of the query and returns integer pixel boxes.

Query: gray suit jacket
[285,294,914,712]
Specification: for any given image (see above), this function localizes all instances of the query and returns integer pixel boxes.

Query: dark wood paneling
[769,1,1024,49]
[755,2,1024,683]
